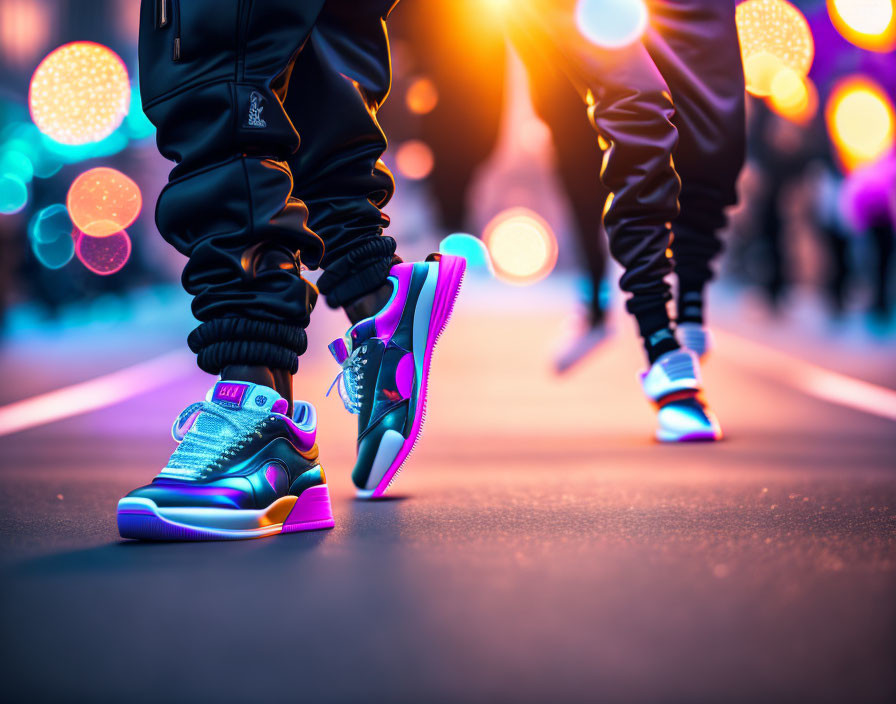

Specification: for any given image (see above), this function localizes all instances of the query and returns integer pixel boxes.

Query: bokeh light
[29,42,130,145]
[41,129,129,163]
[32,229,75,270]
[75,229,132,275]
[125,85,155,140]
[439,233,494,274]
[395,140,435,180]
[825,76,896,172]
[482,208,558,285]
[0,0,52,67]
[406,77,439,115]
[827,0,896,52]
[840,154,896,233]
[66,167,142,237]
[0,149,34,183]
[575,0,648,49]
[767,68,818,125]
[736,0,814,97]
[1,123,63,178]
[29,204,73,245]
[0,174,28,214]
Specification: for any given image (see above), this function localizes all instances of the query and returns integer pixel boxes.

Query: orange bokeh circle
[67,167,142,237]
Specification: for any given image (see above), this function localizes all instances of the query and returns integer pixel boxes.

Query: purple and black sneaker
[328,254,465,498]
[117,381,334,540]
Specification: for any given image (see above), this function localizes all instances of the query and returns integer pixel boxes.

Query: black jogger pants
[139,0,398,375]
[508,0,745,335]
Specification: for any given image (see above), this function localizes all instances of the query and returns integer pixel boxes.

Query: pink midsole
[282,485,335,532]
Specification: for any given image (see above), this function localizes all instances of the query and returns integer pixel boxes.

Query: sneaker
[554,321,611,374]
[117,381,334,540]
[677,322,712,360]
[640,349,722,442]
[328,253,465,498]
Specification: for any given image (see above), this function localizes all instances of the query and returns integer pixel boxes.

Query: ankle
[643,327,680,365]
[344,282,393,324]
[220,365,294,416]
[677,286,705,325]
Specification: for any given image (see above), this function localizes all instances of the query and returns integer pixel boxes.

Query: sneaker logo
[247,91,267,128]
[213,382,248,407]
[255,395,267,407]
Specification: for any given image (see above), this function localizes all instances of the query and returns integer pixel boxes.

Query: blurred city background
[1,1,895,702]
[0,0,894,353]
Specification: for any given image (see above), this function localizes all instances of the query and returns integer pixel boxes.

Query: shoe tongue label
[329,337,349,364]
[211,381,284,412]
[212,382,249,408]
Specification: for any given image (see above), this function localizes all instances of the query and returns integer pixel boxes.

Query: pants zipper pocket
[156,0,181,61]
[171,0,181,61]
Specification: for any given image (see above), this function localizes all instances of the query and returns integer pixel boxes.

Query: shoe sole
[117,484,335,541]
[656,429,722,442]
[358,254,466,499]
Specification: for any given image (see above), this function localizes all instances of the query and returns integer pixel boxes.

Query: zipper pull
[173,37,181,61]
[157,0,168,28]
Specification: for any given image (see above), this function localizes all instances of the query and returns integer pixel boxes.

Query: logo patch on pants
[246,91,267,128]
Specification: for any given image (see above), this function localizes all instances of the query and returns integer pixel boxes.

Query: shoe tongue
[329,319,377,363]
[208,381,287,414]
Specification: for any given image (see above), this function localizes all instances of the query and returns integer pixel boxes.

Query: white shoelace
[160,402,267,480]
[327,343,368,415]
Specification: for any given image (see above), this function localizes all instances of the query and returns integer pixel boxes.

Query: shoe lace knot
[327,343,368,415]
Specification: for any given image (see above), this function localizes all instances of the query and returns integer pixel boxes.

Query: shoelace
[161,402,267,480]
[326,343,368,414]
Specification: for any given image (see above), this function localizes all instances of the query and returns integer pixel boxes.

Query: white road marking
[716,331,896,422]
[0,349,196,437]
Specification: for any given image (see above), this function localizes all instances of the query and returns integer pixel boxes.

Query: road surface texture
[1,280,894,703]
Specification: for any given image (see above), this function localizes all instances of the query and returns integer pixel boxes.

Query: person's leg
[139,0,330,401]
[284,0,466,497]
[403,0,507,234]
[284,0,399,320]
[118,0,335,541]
[869,223,894,320]
[527,60,610,327]
[506,0,720,442]
[506,0,681,365]
[523,54,612,372]
[643,0,746,341]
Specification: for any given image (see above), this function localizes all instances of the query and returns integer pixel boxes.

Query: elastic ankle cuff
[188,319,305,375]
[319,237,399,308]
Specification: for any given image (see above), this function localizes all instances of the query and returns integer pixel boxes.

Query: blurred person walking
[506,0,746,441]
[387,0,746,441]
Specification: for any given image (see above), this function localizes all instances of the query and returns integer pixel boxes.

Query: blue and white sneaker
[117,381,334,540]
[677,322,712,360]
[640,349,722,442]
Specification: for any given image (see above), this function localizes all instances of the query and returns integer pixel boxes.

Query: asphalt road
[1,288,894,703]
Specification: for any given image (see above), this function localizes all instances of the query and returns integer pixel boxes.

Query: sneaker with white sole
[117,381,334,540]
[640,349,722,442]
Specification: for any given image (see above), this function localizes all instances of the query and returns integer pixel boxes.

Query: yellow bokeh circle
[29,41,130,145]
[483,208,558,285]
[825,76,896,172]
[736,0,814,97]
